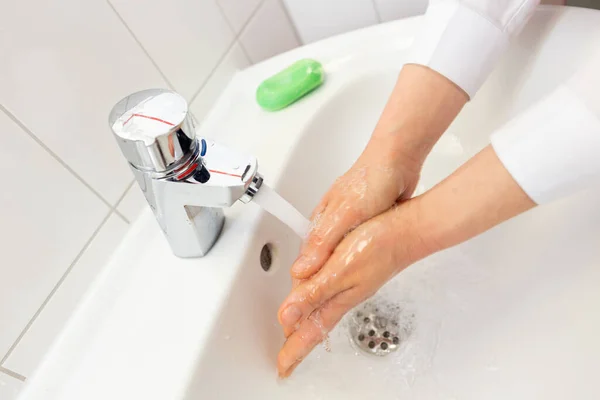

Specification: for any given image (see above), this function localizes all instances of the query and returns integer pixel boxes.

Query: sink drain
[348,301,413,357]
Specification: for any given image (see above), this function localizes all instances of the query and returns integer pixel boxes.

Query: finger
[301,195,328,247]
[277,289,361,378]
[290,199,328,271]
[287,199,328,280]
[283,325,296,338]
[291,201,364,280]
[278,360,301,379]
[278,260,352,330]
[282,278,304,338]
[291,278,302,291]
[309,196,328,222]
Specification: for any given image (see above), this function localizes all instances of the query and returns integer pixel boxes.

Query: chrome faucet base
[110,89,261,258]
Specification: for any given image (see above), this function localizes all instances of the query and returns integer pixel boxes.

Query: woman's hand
[278,199,428,377]
[285,65,469,312]
[277,146,536,378]
[288,139,420,279]
[280,145,418,339]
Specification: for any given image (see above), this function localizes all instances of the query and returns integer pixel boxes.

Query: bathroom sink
[21,6,600,400]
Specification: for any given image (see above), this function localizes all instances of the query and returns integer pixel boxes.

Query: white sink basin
[21,6,600,400]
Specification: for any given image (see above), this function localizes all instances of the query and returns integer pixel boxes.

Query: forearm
[405,47,600,255]
[411,146,536,254]
[369,64,468,168]
[368,0,540,170]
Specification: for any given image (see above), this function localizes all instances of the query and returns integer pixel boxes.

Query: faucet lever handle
[109,89,197,175]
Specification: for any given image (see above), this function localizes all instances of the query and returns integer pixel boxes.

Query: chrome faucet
[109,89,262,258]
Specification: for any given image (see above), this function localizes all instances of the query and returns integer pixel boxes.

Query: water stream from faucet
[253,184,310,238]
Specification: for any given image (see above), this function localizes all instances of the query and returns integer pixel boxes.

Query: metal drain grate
[348,301,413,356]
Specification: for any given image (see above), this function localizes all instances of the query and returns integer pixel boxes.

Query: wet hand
[286,63,468,296]
[277,201,429,378]
[288,140,421,284]
[280,140,420,338]
[277,64,471,376]
[276,146,537,378]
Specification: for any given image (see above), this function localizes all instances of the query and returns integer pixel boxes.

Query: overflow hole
[260,243,274,272]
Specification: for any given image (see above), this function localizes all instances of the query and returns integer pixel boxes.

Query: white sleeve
[491,52,600,204]
[408,0,540,98]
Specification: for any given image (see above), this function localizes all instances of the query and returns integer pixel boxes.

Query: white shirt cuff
[491,85,600,204]
[407,2,509,98]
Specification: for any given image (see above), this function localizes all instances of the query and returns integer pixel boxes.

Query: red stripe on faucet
[123,113,175,127]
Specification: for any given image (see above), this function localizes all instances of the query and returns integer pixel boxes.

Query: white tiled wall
[282,0,428,43]
[374,0,429,22]
[0,0,298,394]
[281,0,575,44]
[240,0,302,63]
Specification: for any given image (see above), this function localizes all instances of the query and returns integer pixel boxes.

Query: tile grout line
[111,179,136,224]
[215,0,268,42]
[236,0,270,63]
[105,0,182,217]
[213,0,254,64]
[1,103,137,222]
[214,0,239,37]
[236,39,254,66]
[0,210,114,366]
[187,0,240,104]
[371,0,384,23]
[0,104,117,212]
[238,0,269,40]
[189,0,269,104]
[278,0,304,45]
[105,0,175,90]
[113,208,131,224]
[0,366,26,382]
[188,39,238,105]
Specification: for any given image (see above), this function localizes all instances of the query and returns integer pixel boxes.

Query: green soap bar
[256,59,324,111]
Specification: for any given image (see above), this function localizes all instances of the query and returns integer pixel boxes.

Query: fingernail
[291,255,310,275]
[278,360,300,379]
[281,305,302,327]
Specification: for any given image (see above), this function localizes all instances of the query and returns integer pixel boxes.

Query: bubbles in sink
[278,247,493,398]
[322,336,332,353]
[308,309,332,353]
